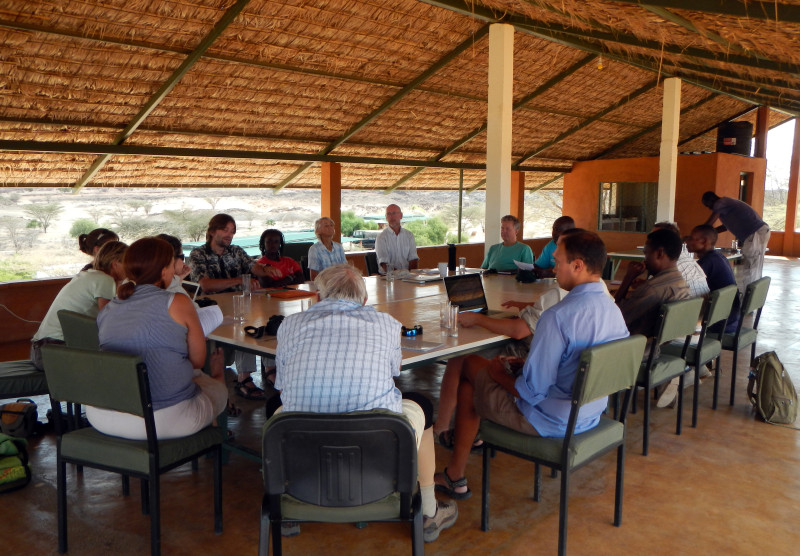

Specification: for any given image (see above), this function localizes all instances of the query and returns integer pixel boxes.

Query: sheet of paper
[514,259,535,270]
[197,304,224,337]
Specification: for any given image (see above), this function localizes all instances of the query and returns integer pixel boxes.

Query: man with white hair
[275,264,457,542]
[375,204,419,274]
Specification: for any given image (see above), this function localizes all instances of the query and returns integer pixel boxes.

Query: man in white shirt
[375,204,419,274]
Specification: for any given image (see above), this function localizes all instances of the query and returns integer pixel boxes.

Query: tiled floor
[4,257,800,555]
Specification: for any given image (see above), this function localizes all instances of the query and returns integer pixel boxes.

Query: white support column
[484,23,514,257]
[657,77,681,222]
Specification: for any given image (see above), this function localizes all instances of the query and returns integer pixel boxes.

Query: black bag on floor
[0,398,38,438]
[747,352,798,426]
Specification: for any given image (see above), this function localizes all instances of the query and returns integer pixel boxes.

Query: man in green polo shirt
[481,215,534,272]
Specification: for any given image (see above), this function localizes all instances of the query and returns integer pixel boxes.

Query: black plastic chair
[721,276,770,406]
[259,410,423,556]
[364,251,380,276]
[479,335,646,556]
[41,345,223,556]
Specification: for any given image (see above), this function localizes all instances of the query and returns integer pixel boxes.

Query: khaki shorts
[473,369,540,437]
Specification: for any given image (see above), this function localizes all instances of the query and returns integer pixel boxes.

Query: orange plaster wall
[563,153,768,252]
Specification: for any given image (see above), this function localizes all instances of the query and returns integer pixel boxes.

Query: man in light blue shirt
[533,215,575,277]
[435,231,628,500]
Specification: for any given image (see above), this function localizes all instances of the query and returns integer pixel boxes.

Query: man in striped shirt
[275,264,457,542]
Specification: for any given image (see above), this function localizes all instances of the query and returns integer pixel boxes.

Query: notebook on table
[443,273,509,316]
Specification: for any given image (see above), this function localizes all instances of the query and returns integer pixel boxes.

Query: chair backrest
[654,297,704,346]
[262,410,417,513]
[364,251,379,276]
[705,285,738,329]
[41,344,148,418]
[57,310,100,350]
[740,276,770,317]
[575,335,647,407]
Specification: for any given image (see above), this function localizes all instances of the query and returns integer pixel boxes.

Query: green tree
[162,208,214,242]
[69,218,97,238]
[23,202,62,233]
[340,210,367,236]
[405,217,448,246]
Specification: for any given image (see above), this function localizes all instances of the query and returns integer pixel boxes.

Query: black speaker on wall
[716,121,753,156]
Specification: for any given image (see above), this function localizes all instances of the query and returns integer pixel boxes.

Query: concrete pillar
[754,106,769,159]
[321,162,341,242]
[510,171,525,237]
[657,77,681,223]
[783,119,800,256]
[484,23,514,256]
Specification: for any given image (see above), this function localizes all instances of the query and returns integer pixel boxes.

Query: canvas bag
[0,398,38,438]
[0,433,31,493]
[747,352,798,426]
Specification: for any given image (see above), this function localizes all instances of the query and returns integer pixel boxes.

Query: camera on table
[401,325,423,337]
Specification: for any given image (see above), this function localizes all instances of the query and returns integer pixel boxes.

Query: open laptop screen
[443,273,489,313]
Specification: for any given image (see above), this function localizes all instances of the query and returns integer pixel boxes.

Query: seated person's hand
[497,355,525,374]
[501,300,531,311]
[624,261,646,279]
[176,262,192,280]
[262,265,283,279]
[458,312,480,328]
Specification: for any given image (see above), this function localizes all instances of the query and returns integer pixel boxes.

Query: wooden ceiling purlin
[382,53,596,193]
[600,1,800,24]
[271,24,492,192]
[70,0,253,193]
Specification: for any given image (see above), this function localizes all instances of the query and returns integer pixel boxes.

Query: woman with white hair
[307,216,346,279]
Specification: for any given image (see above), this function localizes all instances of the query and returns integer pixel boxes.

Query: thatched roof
[0,0,796,192]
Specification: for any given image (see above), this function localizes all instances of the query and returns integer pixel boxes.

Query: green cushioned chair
[259,410,423,556]
[635,297,703,456]
[721,276,770,406]
[0,359,48,399]
[661,285,737,426]
[479,335,646,556]
[41,344,222,556]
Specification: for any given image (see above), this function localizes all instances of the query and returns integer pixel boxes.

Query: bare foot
[209,347,225,383]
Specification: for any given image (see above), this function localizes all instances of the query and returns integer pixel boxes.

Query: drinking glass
[458,257,466,274]
[232,295,247,322]
[241,273,252,296]
[386,265,395,283]
[448,305,459,338]
[440,300,452,329]
[438,262,448,277]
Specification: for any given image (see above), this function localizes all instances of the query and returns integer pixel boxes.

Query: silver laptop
[443,273,506,316]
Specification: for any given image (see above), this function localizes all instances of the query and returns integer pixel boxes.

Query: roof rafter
[601,1,800,23]
[71,0,252,192]
[382,53,596,193]
[0,139,569,173]
[272,24,492,192]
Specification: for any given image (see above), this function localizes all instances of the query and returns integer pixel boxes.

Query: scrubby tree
[69,218,97,238]
[405,217,448,246]
[23,202,62,233]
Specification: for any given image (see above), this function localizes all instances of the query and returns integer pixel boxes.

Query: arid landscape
[0,187,562,280]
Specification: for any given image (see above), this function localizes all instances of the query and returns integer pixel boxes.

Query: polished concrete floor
[4,257,799,555]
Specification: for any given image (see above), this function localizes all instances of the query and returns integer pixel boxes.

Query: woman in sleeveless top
[89,237,227,440]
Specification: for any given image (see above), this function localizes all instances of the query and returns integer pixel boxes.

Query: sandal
[437,430,484,453]
[434,468,472,500]
[235,376,265,400]
[262,366,277,387]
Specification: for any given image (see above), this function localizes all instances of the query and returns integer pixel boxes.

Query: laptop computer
[181,280,201,301]
[443,273,508,316]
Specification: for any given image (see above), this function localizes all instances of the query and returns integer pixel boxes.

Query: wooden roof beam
[601,1,800,24]
[272,24,492,192]
[382,53,596,193]
[71,0,252,193]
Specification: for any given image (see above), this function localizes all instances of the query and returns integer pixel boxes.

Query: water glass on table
[448,304,459,338]
[440,300,452,330]
[458,257,466,274]
[241,273,252,296]
[438,262,448,278]
[232,294,247,322]
[386,265,395,283]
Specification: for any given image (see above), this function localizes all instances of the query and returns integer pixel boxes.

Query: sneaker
[423,500,458,543]
[700,362,713,379]
[281,521,301,537]
[656,378,679,408]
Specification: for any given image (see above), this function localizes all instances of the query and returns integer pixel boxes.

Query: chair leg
[614,444,625,527]
[258,509,270,556]
[214,445,223,534]
[712,356,721,410]
[557,468,570,556]
[550,467,558,479]
[57,457,68,553]
[122,474,130,496]
[272,521,282,556]
[643,387,651,456]
[150,475,161,556]
[676,373,684,436]
[692,363,701,428]
[481,446,491,531]
[533,463,542,502]
[412,503,424,556]
[729,348,739,406]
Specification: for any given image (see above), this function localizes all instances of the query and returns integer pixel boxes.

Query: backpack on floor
[747,352,798,426]
[0,433,31,493]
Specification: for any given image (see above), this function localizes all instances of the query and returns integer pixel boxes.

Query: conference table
[207,272,555,369]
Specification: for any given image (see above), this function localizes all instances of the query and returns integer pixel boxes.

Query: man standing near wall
[701,191,770,293]
[375,204,419,274]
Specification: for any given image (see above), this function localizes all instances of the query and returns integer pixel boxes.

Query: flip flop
[434,468,472,500]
